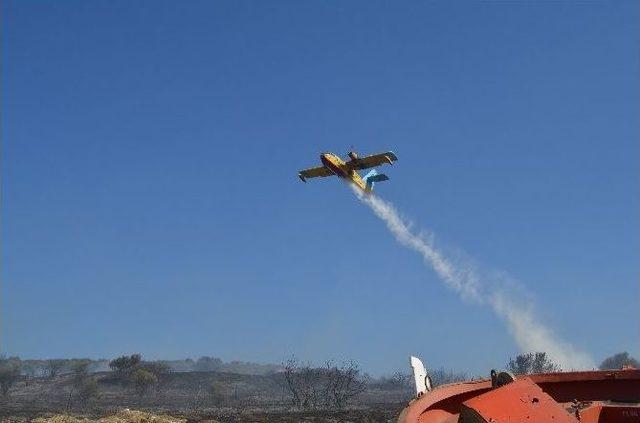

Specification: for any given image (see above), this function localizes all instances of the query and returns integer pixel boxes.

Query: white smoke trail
[353,186,594,370]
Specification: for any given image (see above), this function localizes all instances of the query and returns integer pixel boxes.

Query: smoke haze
[352,186,594,370]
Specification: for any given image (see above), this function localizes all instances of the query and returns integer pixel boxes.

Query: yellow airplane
[298,151,398,193]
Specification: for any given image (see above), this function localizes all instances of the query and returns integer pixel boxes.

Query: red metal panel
[578,404,603,423]
[397,380,492,423]
[599,405,640,423]
[397,369,640,423]
[531,369,640,403]
[460,378,579,423]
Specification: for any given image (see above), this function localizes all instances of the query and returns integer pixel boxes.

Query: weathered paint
[460,378,578,423]
[398,369,640,423]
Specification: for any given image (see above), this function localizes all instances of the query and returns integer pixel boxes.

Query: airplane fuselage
[320,153,366,191]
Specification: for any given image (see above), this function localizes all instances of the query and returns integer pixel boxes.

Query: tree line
[0,350,637,408]
[6,356,280,379]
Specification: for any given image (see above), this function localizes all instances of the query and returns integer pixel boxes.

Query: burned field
[0,367,411,423]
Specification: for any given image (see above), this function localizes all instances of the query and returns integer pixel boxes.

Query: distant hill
[158,358,282,375]
[17,357,282,377]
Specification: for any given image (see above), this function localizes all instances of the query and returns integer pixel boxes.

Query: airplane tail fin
[363,169,389,192]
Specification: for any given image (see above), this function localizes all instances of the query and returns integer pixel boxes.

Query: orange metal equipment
[397,368,640,423]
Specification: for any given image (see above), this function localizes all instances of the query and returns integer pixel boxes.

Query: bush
[71,360,91,383]
[195,356,223,372]
[599,352,639,370]
[140,361,170,376]
[429,368,468,387]
[109,354,142,373]
[508,352,560,375]
[374,371,413,390]
[45,359,66,378]
[281,358,366,409]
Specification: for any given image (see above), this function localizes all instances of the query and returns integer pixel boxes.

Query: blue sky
[2,1,638,375]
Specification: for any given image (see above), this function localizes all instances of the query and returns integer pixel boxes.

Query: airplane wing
[298,166,333,182]
[348,151,398,170]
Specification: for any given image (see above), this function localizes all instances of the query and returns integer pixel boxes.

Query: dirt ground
[29,410,187,423]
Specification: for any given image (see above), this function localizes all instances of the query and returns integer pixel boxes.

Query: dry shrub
[32,415,92,423]
[99,409,186,423]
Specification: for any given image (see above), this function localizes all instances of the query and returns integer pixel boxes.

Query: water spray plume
[352,186,594,370]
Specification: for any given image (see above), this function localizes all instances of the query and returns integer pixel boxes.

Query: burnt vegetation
[0,353,409,420]
[507,352,561,375]
[280,358,367,409]
[0,351,636,422]
[599,352,639,370]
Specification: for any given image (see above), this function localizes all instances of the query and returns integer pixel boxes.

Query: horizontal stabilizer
[363,169,389,191]
[368,173,389,182]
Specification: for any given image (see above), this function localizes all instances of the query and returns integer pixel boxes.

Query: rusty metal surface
[530,369,640,403]
[578,403,640,423]
[459,378,578,423]
[398,369,640,423]
[397,380,492,423]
